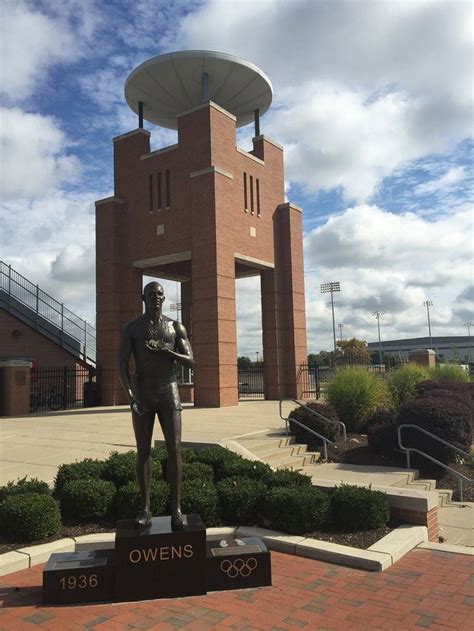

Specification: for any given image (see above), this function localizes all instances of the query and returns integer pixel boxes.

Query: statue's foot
[135,509,152,529]
[171,511,187,531]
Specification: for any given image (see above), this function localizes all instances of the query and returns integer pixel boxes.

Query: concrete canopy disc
[125,50,273,129]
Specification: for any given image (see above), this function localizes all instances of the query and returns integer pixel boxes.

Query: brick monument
[95,51,307,407]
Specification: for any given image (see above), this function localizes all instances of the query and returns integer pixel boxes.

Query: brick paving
[0,549,472,630]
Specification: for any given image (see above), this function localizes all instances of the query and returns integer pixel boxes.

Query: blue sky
[0,0,472,355]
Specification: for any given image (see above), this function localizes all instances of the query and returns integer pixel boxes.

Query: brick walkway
[0,549,472,630]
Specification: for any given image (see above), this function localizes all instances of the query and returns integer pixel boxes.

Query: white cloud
[169,0,473,201]
[0,0,99,101]
[0,107,80,198]
[414,166,468,196]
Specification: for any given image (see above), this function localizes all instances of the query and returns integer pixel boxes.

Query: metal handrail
[279,398,347,461]
[398,424,472,502]
[0,261,96,365]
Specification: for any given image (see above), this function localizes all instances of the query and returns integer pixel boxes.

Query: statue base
[42,516,272,604]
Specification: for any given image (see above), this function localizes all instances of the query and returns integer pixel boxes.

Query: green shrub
[0,493,61,542]
[428,364,470,382]
[60,479,116,521]
[367,418,399,458]
[217,477,265,525]
[102,451,136,488]
[193,446,243,479]
[288,401,341,444]
[263,468,313,488]
[399,396,472,466]
[387,364,429,408]
[416,380,473,413]
[262,486,330,534]
[114,480,170,520]
[54,458,105,496]
[218,458,273,482]
[326,367,390,432]
[0,477,50,503]
[182,462,214,483]
[330,485,389,530]
[181,479,220,526]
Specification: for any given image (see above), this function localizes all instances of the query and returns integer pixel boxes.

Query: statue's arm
[117,321,136,405]
[167,322,195,369]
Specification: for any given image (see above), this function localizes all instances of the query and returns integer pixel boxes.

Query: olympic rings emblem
[220,557,258,578]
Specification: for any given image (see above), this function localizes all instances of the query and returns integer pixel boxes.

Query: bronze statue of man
[118,281,194,530]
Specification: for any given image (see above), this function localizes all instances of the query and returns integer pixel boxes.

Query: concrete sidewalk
[0,401,282,485]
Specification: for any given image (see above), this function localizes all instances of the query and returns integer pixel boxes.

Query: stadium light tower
[371,310,385,365]
[321,282,340,353]
[423,300,433,349]
[338,323,344,341]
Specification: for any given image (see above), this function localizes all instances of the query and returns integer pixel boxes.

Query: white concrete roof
[124,50,273,129]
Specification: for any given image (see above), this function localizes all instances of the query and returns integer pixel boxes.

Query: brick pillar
[261,269,281,399]
[181,281,192,343]
[95,197,142,406]
[273,202,308,399]
[0,360,32,416]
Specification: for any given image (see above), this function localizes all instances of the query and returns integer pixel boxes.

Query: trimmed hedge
[262,486,330,534]
[263,468,313,488]
[0,493,61,542]
[217,477,265,525]
[181,479,220,526]
[217,458,273,482]
[330,485,390,530]
[182,462,214,483]
[54,459,105,496]
[102,451,137,488]
[398,396,472,465]
[192,446,243,479]
[60,479,116,521]
[114,480,170,520]
[0,477,50,503]
[288,401,341,444]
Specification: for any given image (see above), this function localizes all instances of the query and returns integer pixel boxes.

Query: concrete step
[239,435,294,452]
[405,479,437,492]
[244,440,303,458]
[437,489,454,507]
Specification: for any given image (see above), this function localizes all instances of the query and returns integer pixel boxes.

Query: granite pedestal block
[114,514,206,601]
[206,536,272,592]
[43,549,114,605]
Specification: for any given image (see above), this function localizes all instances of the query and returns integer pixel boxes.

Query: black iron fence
[238,366,265,399]
[30,365,100,412]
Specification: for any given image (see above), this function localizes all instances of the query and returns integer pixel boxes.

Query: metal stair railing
[279,398,347,461]
[398,424,473,502]
[0,261,96,365]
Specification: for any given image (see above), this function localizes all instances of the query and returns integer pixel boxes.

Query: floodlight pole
[372,310,385,365]
[338,323,344,341]
[423,300,433,349]
[321,282,341,354]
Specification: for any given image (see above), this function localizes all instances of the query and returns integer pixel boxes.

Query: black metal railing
[238,366,264,399]
[297,363,320,398]
[30,365,100,412]
[0,261,96,365]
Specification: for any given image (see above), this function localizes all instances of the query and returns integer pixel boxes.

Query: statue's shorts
[139,381,183,416]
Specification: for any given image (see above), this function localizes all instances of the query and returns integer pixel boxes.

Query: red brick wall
[96,101,308,406]
[0,309,88,368]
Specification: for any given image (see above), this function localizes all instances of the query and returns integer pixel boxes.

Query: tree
[237,356,253,370]
[335,338,371,364]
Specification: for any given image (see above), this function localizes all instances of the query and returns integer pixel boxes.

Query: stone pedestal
[114,514,207,601]
[409,349,436,369]
[206,536,271,592]
[43,549,114,605]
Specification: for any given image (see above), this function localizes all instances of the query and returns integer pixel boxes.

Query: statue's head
[143,281,165,314]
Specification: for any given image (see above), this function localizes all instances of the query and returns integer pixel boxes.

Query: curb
[0,524,431,577]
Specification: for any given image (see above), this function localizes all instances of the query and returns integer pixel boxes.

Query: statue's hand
[145,339,173,353]
[131,399,146,415]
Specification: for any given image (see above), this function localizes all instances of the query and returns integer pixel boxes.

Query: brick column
[261,269,281,399]
[273,203,308,399]
[181,281,192,343]
[95,197,142,405]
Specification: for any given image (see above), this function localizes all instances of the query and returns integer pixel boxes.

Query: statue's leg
[132,409,155,527]
[157,407,186,530]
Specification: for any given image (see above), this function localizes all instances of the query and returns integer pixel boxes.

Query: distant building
[367,336,471,363]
